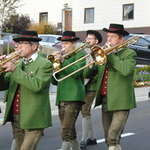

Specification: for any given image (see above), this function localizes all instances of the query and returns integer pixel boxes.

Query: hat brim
[103,28,129,35]
[13,37,42,42]
[57,37,80,41]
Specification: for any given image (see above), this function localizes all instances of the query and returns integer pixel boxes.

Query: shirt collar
[30,52,38,61]
[23,52,38,61]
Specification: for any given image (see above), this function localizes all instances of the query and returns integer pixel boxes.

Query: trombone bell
[91,46,107,65]
[47,55,61,71]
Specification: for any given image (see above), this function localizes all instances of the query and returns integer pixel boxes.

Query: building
[16,0,150,45]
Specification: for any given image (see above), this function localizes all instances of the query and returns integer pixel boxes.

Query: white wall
[16,0,150,32]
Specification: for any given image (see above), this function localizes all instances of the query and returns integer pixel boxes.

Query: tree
[29,22,59,34]
[0,0,23,26]
[3,14,32,33]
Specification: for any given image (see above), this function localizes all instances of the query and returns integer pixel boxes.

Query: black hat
[103,23,129,35]
[87,30,102,43]
[13,30,42,42]
[57,31,80,41]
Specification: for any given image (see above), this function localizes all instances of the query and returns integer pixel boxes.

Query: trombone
[47,42,90,71]
[53,35,141,82]
[52,47,106,82]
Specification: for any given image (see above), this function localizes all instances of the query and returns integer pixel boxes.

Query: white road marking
[56,132,135,150]
[97,132,135,143]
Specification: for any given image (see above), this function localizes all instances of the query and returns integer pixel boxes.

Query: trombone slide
[53,53,93,82]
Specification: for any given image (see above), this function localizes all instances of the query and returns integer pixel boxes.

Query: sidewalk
[0,87,150,124]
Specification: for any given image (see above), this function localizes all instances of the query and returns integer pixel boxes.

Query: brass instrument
[0,51,21,73]
[91,35,141,65]
[48,42,90,71]
[53,35,140,82]
[101,42,111,50]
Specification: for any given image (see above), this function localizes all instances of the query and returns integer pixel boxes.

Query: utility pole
[0,1,3,54]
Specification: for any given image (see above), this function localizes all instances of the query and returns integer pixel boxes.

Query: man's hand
[53,52,64,63]
[1,61,16,72]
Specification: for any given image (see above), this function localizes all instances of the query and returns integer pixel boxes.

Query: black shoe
[86,138,97,145]
[80,141,87,149]
[42,131,44,136]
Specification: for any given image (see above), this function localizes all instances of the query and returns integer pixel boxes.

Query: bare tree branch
[1,0,24,25]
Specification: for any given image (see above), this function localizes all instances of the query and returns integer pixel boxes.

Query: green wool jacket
[83,47,137,111]
[38,51,47,58]
[0,55,53,129]
[52,51,86,106]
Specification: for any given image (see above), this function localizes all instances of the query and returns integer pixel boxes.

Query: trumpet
[53,35,140,82]
[47,42,90,71]
[0,51,21,73]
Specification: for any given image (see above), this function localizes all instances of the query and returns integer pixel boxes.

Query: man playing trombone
[83,23,137,150]
[52,31,86,150]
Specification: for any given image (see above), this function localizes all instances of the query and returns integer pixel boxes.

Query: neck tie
[23,58,33,65]
[23,58,33,68]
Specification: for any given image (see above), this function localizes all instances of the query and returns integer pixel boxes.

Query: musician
[80,30,102,150]
[0,31,53,150]
[83,23,137,150]
[52,31,86,150]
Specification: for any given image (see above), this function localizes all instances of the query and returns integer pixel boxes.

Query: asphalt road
[0,87,150,150]
[0,100,150,150]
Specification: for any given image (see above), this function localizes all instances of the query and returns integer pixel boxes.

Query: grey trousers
[12,114,43,150]
[58,101,82,141]
[81,91,96,118]
[102,96,130,146]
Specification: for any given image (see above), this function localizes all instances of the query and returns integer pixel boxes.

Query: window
[39,36,58,44]
[134,38,150,48]
[48,37,56,43]
[84,8,94,23]
[39,36,48,42]
[123,4,134,20]
[39,12,48,24]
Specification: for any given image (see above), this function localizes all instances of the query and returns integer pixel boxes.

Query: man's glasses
[18,42,31,46]
[86,38,96,40]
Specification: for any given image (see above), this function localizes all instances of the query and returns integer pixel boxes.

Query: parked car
[38,34,62,47]
[124,34,150,65]
[52,41,62,51]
